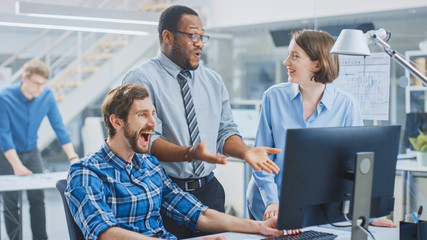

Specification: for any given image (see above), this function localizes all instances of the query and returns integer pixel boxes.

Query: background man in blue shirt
[0,59,79,240]
[65,84,284,240]
[122,5,281,238]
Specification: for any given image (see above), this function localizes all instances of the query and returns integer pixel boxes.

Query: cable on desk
[321,204,351,227]
[344,213,376,240]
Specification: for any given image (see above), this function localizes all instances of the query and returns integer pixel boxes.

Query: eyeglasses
[27,76,47,87]
[170,30,210,44]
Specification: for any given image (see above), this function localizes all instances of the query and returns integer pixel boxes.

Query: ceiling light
[0,13,156,35]
[15,1,159,26]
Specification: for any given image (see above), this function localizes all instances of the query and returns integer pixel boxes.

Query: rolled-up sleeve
[65,167,118,240]
[46,91,71,146]
[216,78,240,154]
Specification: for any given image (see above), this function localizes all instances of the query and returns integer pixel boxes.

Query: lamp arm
[374,36,427,85]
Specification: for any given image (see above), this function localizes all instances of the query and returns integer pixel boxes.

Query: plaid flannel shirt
[65,142,207,240]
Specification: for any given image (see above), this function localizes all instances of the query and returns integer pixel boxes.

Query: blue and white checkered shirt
[65,142,208,240]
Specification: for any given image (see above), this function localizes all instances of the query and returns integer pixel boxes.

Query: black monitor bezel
[276,125,401,230]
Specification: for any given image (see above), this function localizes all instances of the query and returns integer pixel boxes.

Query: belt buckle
[184,179,202,191]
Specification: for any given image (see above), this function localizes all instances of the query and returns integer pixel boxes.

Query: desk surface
[184,225,398,240]
[0,171,68,192]
[396,159,427,172]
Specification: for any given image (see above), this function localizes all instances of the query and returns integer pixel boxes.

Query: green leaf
[409,131,427,152]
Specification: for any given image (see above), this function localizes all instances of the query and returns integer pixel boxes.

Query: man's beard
[171,42,199,70]
[123,122,148,154]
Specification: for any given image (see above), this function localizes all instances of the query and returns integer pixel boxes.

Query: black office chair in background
[56,179,85,240]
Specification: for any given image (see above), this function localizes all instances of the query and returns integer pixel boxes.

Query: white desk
[396,160,427,219]
[184,225,399,240]
[396,159,427,173]
[0,171,68,240]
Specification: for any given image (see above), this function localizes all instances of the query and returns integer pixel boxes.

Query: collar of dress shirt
[100,142,143,171]
[157,50,194,79]
[290,83,333,110]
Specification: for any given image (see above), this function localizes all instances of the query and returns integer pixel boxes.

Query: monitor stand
[351,152,374,240]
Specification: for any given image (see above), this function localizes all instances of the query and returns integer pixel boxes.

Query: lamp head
[365,28,389,46]
[330,29,371,56]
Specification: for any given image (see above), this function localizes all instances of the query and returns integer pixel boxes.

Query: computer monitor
[277,125,401,230]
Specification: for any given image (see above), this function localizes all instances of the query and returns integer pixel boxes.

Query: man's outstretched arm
[197,209,284,237]
[151,138,227,164]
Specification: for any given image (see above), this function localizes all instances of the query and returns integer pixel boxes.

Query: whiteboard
[333,52,390,120]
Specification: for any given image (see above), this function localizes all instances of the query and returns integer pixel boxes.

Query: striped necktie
[178,70,204,176]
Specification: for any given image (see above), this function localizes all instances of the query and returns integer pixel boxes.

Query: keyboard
[262,230,337,240]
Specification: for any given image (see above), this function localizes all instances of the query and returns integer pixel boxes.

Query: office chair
[56,179,85,240]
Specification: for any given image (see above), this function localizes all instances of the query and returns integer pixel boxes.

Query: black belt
[170,172,214,192]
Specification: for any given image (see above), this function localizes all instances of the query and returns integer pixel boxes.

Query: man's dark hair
[158,5,198,43]
[102,84,150,137]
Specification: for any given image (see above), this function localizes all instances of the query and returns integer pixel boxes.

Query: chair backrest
[56,179,85,240]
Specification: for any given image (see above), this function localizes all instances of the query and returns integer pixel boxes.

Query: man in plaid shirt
[65,84,284,240]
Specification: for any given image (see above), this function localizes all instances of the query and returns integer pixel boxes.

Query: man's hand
[370,217,397,228]
[264,203,279,221]
[259,216,284,237]
[4,149,32,176]
[191,142,227,165]
[244,147,281,174]
[262,214,301,237]
[69,158,79,165]
[13,164,33,176]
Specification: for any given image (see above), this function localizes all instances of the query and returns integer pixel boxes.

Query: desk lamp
[331,28,427,84]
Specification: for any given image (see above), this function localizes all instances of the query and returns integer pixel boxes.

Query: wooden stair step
[55,95,67,101]
[68,66,101,74]
[51,80,82,87]
[97,40,128,48]
[83,53,115,61]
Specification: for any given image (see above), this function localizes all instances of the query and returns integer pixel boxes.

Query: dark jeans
[0,148,47,240]
[161,175,225,239]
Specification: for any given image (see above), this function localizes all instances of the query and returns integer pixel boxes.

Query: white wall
[206,0,427,28]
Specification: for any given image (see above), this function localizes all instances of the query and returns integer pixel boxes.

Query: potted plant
[409,130,427,166]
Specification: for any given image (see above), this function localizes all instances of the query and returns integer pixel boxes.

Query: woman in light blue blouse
[247,29,396,228]
[246,29,364,222]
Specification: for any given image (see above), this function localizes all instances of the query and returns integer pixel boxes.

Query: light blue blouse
[246,82,363,220]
